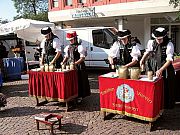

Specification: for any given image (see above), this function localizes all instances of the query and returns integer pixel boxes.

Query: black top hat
[116,29,131,39]
[152,27,167,39]
[41,26,52,35]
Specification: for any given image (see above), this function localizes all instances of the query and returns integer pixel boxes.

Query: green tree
[169,0,180,8]
[169,0,180,20]
[11,0,49,21]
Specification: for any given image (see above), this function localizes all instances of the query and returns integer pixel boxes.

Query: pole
[23,39,29,71]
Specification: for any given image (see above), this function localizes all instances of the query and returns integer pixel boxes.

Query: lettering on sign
[100,88,114,95]
[137,91,152,104]
[72,7,96,19]
[112,103,139,111]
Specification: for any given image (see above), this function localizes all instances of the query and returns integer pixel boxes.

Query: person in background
[140,27,175,109]
[34,40,42,61]
[61,31,90,103]
[131,37,145,55]
[0,42,7,59]
[1,41,9,58]
[14,40,27,71]
[40,26,63,68]
[108,29,141,68]
[131,36,145,73]
[0,42,7,77]
[20,41,26,65]
[8,46,15,58]
[15,40,23,49]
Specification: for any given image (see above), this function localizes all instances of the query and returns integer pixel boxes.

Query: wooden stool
[35,113,63,135]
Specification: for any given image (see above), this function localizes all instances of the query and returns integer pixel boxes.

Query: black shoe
[77,97,82,104]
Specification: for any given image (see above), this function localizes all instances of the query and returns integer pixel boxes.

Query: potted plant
[174,52,180,60]
[173,52,180,70]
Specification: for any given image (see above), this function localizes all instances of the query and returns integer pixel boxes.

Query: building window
[65,0,73,6]
[78,0,86,3]
[52,0,58,8]
[92,0,103,5]
[94,0,102,2]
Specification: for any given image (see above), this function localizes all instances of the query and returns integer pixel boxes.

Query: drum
[129,67,141,80]
[118,66,129,79]
[49,65,54,72]
[147,71,153,80]
[40,65,44,72]
[44,64,49,72]
[70,62,75,70]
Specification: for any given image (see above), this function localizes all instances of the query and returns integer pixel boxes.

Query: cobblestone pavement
[0,70,180,135]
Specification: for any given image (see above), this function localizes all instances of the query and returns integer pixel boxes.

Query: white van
[55,27,117,68]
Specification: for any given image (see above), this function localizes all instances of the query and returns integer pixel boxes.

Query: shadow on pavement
[0,106,65,118]
[0,106,47,118]
[58,123,87,134]
[151,105,180,131]
[69,93,100,112]
[1,83,28,97]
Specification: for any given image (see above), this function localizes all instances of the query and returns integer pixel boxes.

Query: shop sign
[72,7,96,19]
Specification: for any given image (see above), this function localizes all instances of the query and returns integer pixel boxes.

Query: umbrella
[0,18,55,42]
[0,18,55,70]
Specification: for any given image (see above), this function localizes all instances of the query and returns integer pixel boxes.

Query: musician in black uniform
[108,29,141,68]
[140,27,175,109]
[61,31,90,103]
[131,37,145,56]
[40,26,63,68]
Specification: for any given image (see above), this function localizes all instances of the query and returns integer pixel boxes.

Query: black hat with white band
[41,26,52,35]
[152,27,167,39]
[116,29,131,39]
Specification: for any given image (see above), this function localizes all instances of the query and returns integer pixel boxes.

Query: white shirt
[41,37,63,54]
[136,43,145,51]
[108,41,141,61]
[64,45,87,58]
[146,40,174,61]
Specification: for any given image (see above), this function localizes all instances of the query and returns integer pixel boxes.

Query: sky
[0,0,17,21]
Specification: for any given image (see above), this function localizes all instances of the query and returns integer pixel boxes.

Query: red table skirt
[99,75,164,122]
[28,70,78,102]
[173,58,180,70]
[175,69,180,101]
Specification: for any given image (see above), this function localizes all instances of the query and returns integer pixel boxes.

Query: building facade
[48,0,180,53]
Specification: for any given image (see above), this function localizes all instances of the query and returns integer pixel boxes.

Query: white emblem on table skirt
[116,84,134,103]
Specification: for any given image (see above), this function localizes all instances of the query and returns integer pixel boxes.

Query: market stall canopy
[0,18,55,42]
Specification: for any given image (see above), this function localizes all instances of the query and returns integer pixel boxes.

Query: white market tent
[0,18,55,42]
[0,18,55,70]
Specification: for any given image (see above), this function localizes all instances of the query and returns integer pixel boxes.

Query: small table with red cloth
[99,73,164,129]
[28,70,78,111]
[173,58,180,102]
[175,69,180,102]
[35,113,63,135]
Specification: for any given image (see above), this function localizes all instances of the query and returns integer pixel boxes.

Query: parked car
[55,27,117,68]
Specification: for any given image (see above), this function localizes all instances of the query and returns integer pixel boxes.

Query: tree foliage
[11,0,49,21]
[169,0,180,20]
[169,0,180,8]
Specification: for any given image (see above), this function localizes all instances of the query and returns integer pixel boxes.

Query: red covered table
[28,70,78,110]
[99,73,164,124]
[173,58,180,102]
